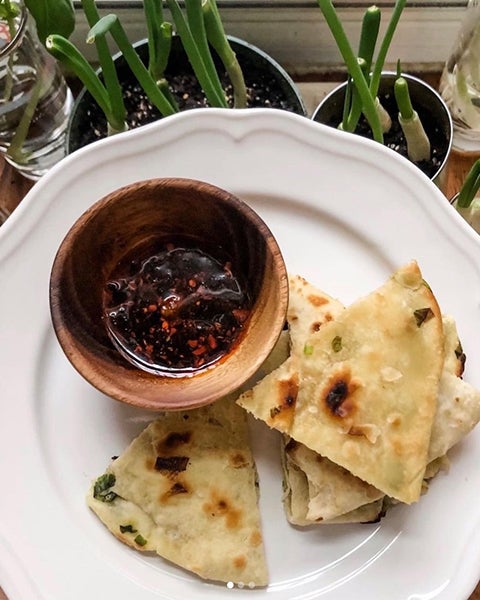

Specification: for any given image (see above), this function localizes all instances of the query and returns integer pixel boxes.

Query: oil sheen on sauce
[103,244,251,375]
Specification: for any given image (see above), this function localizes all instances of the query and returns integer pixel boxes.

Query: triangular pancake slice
[87,396,268,586]
[238,261,444,504]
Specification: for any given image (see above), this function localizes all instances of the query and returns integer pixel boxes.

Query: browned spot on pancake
[233,555,247,570]
[347,423,379,444]
[160,481,189,503]
[391,436,406,456]
[156,431,191,454]
[154,455,189,476]
[269,373,299,429]
[347,425,367,437]
[455,342,466,377]
[249,530,263,547]
[203,490,242,529]
[321,369,358,419]
[308,294,329,307]
[311,321,323,333]
[387,413,402,427]
[229,452,249,469]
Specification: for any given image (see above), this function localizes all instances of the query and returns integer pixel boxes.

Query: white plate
[1,108,480,600]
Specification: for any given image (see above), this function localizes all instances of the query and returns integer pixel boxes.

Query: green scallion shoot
[457,158,480,209]
[87,14,178,119]
[342,5,380,132]
[316,0,383,143]
[202,0,247,108]
[394,61,430,162]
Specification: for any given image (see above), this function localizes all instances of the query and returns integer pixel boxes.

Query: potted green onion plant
[312,0,452,189]
[29,0,306,154]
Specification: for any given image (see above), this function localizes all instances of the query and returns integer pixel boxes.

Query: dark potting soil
[71,68,302,152]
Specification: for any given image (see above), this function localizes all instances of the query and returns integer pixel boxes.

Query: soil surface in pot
[321,90,448,180]
[71,62,303,152]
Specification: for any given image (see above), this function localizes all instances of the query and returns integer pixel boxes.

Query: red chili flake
[104,247,251,372]
[192,345,207,356]
[207,334,218,349]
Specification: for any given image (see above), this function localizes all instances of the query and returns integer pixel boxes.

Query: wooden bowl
[49,177,288,410]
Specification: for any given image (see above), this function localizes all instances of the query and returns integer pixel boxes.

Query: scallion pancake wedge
[87,396,268,587]
[282,312,480,525]
[239,262,444,504]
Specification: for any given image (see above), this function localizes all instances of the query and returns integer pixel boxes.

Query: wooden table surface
[0,147,479,599]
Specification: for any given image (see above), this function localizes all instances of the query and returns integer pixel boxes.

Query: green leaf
[24,0,75,45]
[134,534,148,546]
[93,472,118,503]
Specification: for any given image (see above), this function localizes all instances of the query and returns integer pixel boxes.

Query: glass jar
[439,0,480,151]
[0,2,73,179]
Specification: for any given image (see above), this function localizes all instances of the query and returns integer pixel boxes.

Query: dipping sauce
[103,245,251,374]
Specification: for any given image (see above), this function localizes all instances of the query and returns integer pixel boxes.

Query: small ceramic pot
[67,35,306,153]
[312,72,453,191]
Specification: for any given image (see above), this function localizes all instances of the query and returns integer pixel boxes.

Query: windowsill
[71,4,466,78]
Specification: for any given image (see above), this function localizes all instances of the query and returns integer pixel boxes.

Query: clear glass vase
[439,0,480,151]
[0,2,73,180]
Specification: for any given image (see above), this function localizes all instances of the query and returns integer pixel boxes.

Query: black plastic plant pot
[67,35,307,153]
[312,72,453,191]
